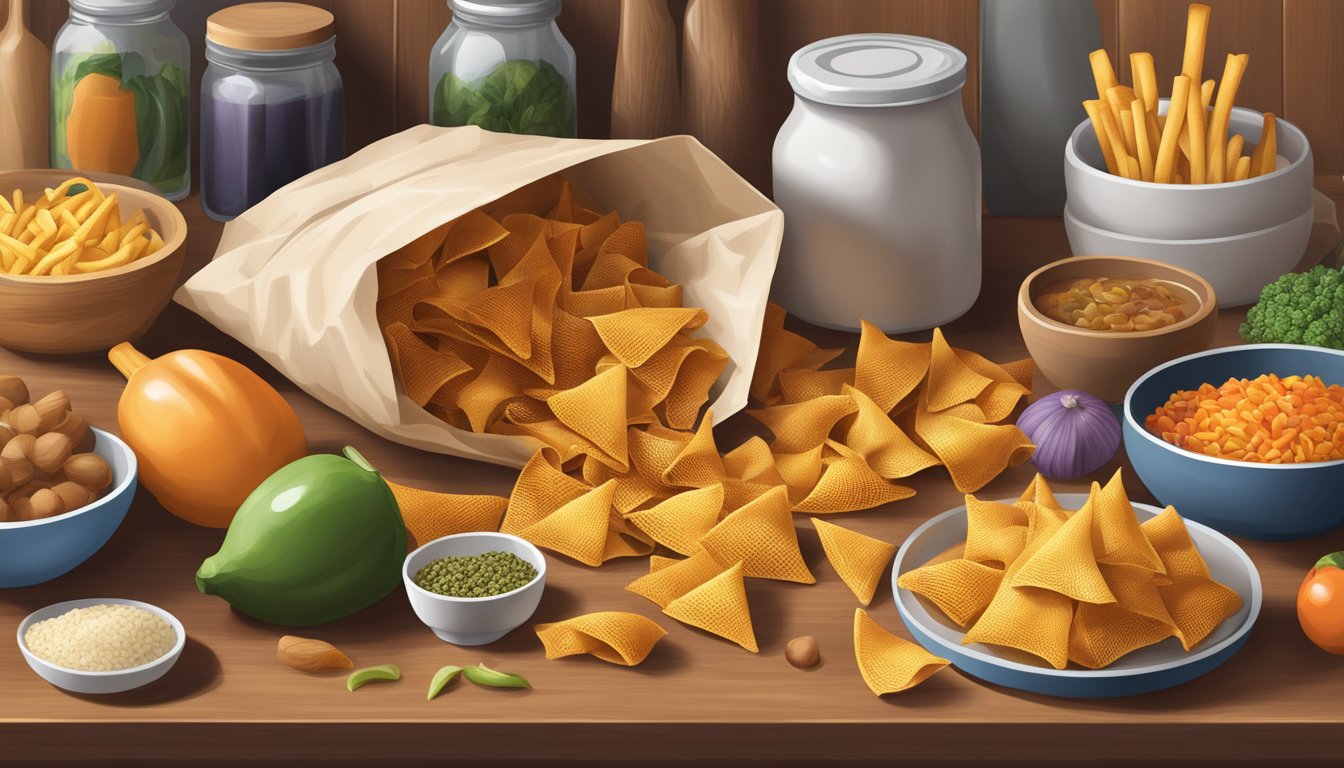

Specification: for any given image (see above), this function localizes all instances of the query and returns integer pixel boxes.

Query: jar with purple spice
[200,2,344,222]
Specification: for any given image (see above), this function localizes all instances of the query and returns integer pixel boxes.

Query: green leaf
[431,58,575,138]
[1315,551,1344,571]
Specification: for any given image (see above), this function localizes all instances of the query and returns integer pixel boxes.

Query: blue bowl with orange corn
[1123,344,1344,541]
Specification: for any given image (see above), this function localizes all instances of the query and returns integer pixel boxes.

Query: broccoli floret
[1239,266,1344,350]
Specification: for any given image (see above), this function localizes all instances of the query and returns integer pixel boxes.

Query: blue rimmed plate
[892,493,1261,698]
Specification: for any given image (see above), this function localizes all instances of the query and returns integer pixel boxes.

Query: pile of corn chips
[376,179,1041,688]
[377,175,728,459]
[899,471,1242,670]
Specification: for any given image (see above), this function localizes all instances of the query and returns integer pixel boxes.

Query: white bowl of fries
[0,170,187,355]
[1065,104,1313,239]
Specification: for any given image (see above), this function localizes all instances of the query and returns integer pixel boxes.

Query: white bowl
[1065,103,1313,239]
[1064,204,1313,307]
[17,598,186,695]
[403,532,547,646]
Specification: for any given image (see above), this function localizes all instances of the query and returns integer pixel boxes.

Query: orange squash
[109,342,307,528]
[67,72,139,176]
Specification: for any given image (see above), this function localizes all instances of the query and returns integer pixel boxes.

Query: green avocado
[195,446,406,626]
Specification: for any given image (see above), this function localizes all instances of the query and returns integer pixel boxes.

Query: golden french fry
[1105,85,1137,132]
[0,196,12,216]
[145,229,164,256]
[1131,52,1159,114]
[1098,103,1134,179]
[0,233,39,265]
[1120,109,1139,159]
[1132,99,1155,181]
[1182,4,1212,84]
[12,189,23,214]
[1233,156,1251,181]
[1206,53,1248,184]
[1226,134,1245,179]
[1089,49,1119,101]
[0,212,13,238]
[118,222,148,248]
[28,239,79,277]
[1125,156,1141,181]
[1083,99,1121,175]
[1150,75,1193,184]
[7,178,163,277]
[1201,79,1215,108]
[1251,112,1277,177]
[1145,110,1162,163]
[1186,83,1208,184]
[74,240,137,273]
[1174,171,1184,184]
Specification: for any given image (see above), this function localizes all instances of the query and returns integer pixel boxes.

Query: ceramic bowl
[0,169,188,355]
[893,493,1261,698]
[1064,104,1313,239]
[0,427,137,587]
[1064,205,1313,308]
[18,598,186,694]
[403,531,547,646]
[1018,255,1218,402]
[1124,344,1344,540]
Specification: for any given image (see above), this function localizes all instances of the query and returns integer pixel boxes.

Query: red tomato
[1298,558,1344,654]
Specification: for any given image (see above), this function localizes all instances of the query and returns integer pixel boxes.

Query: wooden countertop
[2,181,1342,765]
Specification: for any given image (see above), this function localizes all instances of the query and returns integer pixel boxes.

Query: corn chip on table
[1,181,1342,766]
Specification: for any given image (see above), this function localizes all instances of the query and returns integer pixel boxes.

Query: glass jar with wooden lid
[201,1,345,222]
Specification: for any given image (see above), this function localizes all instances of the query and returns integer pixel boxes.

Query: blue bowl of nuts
[1,380,134,586]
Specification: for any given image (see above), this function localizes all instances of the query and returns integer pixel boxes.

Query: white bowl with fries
[1065,105,1313,240]
[0,170,187,356]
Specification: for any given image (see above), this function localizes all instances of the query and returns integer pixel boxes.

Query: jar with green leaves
[50,0,190,200]
[428,0,577,138]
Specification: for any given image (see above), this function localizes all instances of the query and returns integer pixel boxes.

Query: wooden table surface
[2,182,1343,765]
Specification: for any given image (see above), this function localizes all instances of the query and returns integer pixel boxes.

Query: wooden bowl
[0,170,188,355]
[1017,256,1219,402]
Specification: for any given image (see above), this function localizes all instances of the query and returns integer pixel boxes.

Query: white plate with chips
[891,493,1261,698]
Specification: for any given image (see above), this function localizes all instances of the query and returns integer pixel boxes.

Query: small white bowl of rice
[17,598,185,694]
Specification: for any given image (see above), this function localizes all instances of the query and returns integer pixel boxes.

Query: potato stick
[1083,99,1121,175]
[118,222,148,248]
[1252,112,1277,176]
[0,196,11,216]
[12,189,23,215]
[1145,110,1162,160]
[35,209,56,234]
[71,192,117,246]
[75,196,98,220]
[43,177,100,202]
[1233,156,1251,181]
[78,246,110,263]
[126,209,148,230]
[28,228,56,253]
[1089,48,1120,101]
[145,229,163,255]
[0,212,13,238]
[49,190,91,217]
[1098,104,1134,178]
[1206,53,1249,183]
[75,241,137,273]
[1226,134,1245,178]
[0,233,39,263]
[1183,85,1207,184]
[59,210,79,231]
[33,194,54,210]
[17,226,36,245]
[1182,4,1212,84]
[1120,109,1139,159]
[28,239,80,276]
[9,253,32,275]
[1131,52,1159,115]
[12,206,35,237]
[1106,85,1137,131]
[1201,79,1215,108]
[128,234,149,261]
[1131,100,1155,181]
[103,198,120,237]
[1126,156,1141,182]
[1155,75,1188,184]
[1175,171,1184,184]
[97,229,120,252]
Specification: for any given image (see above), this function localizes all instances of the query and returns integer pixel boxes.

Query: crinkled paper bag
[175,125,783,468]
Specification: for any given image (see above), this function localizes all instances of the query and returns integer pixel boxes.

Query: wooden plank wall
[4,0,1341,194]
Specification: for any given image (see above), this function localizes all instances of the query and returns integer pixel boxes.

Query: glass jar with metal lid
[429,0,577,138]
[772,34,981,334]
[50,0,191,200]
[201,1,344,222]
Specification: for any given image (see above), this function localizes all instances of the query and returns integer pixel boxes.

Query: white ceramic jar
[772,34,981,333]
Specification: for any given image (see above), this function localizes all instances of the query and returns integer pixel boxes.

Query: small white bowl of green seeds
[403,532,547,646]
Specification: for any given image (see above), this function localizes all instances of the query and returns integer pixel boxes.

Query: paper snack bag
[175,125,783,469]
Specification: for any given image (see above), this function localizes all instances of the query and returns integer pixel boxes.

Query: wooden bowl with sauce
[1017,256,1219,402]
[0,169,188,356]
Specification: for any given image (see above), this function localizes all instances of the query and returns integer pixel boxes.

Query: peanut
[10,496,33,521]
[2,434,35,465]
[8,404,40,436]
[28,488,66,520]
[277,635,355,672]
[63,453,111,491]
[52,411,89,452]
[0,495,10,522]
[33,432,73,475]
[785,635,821,669]
[32,389,69,431]
[50,481,93,512]
[0,376,28,408]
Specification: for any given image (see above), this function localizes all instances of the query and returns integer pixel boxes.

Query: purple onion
[1015,390,1120,479]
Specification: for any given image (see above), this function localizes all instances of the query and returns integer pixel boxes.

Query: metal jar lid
[69,0,176,17]
[787,33,967,108]
[449,0,561,26]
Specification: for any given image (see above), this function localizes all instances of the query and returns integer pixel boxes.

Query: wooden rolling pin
[611,0,680,139]
[682,0,766,190]
[0,0,50,170]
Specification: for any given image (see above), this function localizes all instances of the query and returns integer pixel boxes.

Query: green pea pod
[427,665,463,701]
[347,664,400,692]
[463,663,531,689]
